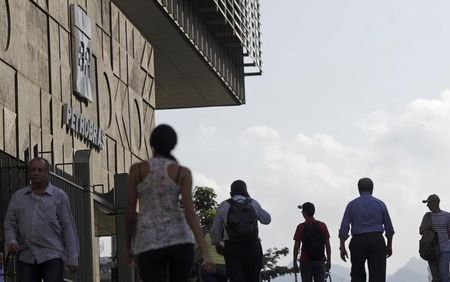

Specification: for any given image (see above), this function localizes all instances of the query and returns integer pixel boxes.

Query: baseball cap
[422,194,440,203]
[298,202,315,216]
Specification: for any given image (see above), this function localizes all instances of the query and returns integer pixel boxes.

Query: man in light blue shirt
[4,157,79,281]
[338,178,394,282]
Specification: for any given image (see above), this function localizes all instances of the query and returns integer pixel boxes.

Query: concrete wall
[0,0,156,190]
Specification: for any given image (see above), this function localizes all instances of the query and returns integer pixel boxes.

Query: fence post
[74,150,95,281]
[114,173,135,282]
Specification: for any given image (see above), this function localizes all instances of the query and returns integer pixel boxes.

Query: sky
[155,0,450,274]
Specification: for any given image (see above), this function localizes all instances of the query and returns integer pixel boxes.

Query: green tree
[261,247,293,282]
[193,186,218,227]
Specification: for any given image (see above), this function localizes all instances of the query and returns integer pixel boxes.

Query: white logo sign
[63,104,105,150]
[71,5,93,102]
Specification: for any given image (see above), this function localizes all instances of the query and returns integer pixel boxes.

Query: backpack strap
[425,212,434,231]
[227,198,252,206]
[227,198,236,206]
[303,221,322,240]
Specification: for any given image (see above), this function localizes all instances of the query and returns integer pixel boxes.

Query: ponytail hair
[150,124,178,162]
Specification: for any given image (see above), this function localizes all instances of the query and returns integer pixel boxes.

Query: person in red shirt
[293,202,331,282]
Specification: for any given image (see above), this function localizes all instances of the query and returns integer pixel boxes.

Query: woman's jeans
[137,243,195,282]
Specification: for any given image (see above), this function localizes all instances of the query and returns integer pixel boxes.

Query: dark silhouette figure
[210,180,271,282]
[293,202,331,282]
[419,194,450,282]
[338,178,394,282]
[125,124,214,281]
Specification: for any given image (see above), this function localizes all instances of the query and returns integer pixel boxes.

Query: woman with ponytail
[125,124,214,281]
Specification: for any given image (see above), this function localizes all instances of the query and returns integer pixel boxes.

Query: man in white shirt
[211,180,271,282]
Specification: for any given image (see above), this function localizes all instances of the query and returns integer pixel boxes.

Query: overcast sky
[156,0,450,274]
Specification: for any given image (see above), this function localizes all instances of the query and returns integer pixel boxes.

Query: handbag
[419,212,440,261]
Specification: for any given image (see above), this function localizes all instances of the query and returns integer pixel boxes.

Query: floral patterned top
[133,158,195,254]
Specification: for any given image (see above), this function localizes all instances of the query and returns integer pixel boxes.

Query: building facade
[0,0,261,281]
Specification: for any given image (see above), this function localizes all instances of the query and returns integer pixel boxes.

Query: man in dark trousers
[338,178,395,282]
[293,202,331,282]
[211,180,271,281]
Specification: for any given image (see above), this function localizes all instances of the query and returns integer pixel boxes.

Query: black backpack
[302,221,325,261]
[419,213,440,261]
[226,198,258,242]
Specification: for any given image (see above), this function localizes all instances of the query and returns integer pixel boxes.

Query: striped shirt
[428,211,450,252]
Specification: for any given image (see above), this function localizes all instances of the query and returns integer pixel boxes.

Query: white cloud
[192,172,220,189]
[368,89,450,164]
[164,90,450,272]
[192,172,229,202]
[357,110,391,134]
[245,126,281,141]
[358,89,450,141]
[238,126,281,147]
[182,90,450,273]
[195,126,219,146]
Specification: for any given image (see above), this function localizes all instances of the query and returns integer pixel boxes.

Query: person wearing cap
[210,180,271,282]
[419,194,450,282]
[293,202,331,282]
[338,178,394,282]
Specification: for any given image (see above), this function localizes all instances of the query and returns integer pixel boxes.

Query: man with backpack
[293,202,331,282]
[211,180,271,281]
[419,194,450,282]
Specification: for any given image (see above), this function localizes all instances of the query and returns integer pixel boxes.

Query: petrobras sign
[71,5,93,102]
[63,104,105,150]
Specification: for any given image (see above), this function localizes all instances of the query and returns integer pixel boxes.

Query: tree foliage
[193,186,218,227]
[261,247,294,282]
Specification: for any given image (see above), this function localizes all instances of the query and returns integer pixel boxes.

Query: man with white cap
[420,194,450,282]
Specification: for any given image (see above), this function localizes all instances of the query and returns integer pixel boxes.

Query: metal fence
[51,167,90,282]
[0,157,27,248]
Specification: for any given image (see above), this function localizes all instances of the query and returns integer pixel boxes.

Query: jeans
[224,240,263,282]
[17,259,64,282]
[300,260,325,282]
[429,251,450,282]
[137,243,195,282]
